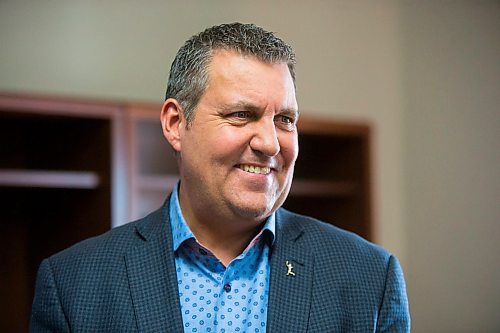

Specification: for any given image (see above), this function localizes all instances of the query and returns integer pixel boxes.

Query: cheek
[187,125,232,154]
[212,126,252,153]
[279,133,299,165]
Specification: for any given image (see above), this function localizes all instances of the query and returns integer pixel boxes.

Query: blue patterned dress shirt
[169,184,276,333]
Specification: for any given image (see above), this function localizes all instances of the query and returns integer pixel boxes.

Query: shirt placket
[216,244,263,332]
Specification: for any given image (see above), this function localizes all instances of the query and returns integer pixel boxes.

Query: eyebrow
[219,101,299,117]
[219,101,260,113]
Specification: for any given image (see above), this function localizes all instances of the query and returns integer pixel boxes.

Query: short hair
[165,22,296,126]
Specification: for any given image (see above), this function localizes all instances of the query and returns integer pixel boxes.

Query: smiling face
[167,49,299,228]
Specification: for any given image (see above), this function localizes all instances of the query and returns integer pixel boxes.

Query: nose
[249,118,280,157]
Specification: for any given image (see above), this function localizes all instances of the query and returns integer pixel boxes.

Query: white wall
[1,0,498,331]
[401,1,500,331]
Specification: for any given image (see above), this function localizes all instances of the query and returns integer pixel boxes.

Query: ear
[161,98,184,152]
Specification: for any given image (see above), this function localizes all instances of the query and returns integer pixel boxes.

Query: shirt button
[224,283,231,292]
[199,248,207,255]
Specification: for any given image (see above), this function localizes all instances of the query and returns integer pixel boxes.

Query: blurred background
[0,0,499,331]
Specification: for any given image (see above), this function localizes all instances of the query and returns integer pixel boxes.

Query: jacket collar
[124,197,184,332]
[125,200,313,332]
[266,209,314,332]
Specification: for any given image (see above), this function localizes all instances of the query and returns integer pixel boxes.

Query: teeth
[241,165,271,175]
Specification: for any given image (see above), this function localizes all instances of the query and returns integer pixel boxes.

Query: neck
[178,189,265,266]
[189,220,262,266]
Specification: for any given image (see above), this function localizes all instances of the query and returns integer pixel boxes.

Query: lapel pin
[285,260,296,276]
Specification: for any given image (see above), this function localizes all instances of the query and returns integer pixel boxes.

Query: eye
[231,111,250,119]
[280,115,293,124]
[276,115,295,125]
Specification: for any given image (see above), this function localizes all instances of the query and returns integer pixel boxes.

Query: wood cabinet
[125,104,178,221]
[0,94,126,332]
[286,118,372,240]
[0,93,372,332]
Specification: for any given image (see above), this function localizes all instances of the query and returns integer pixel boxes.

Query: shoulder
[275,209,410,330]
[46,205,166,273]
[30,205,172,329]
[276,208,392,269]
[276,208,407,306]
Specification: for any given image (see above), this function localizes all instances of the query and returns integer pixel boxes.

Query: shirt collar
[169,181,276,252]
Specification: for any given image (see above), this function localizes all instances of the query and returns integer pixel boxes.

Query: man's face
[177,49,299,225]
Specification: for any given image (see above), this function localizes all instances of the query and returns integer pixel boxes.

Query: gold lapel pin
[286,260,296,276]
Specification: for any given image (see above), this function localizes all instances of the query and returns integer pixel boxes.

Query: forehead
[203,50,297,110]
[208,49,291,80]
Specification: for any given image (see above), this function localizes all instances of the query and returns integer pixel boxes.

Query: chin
[227,190,283,220]
[230,202,274,221]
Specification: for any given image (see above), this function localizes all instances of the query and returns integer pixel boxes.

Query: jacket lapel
[267,209,314,332]
[124,201,184,333]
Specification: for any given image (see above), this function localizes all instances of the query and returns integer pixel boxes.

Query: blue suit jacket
[30,201,410,332]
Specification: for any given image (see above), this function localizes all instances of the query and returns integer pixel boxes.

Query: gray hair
[165,22,296,126]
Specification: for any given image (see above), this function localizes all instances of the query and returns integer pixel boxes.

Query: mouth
[237,164,272,175]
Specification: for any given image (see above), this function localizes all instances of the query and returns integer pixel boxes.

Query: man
[30,23,410,332]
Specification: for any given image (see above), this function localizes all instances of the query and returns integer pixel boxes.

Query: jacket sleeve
[376,255,411,332]
[30,259,70,333]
